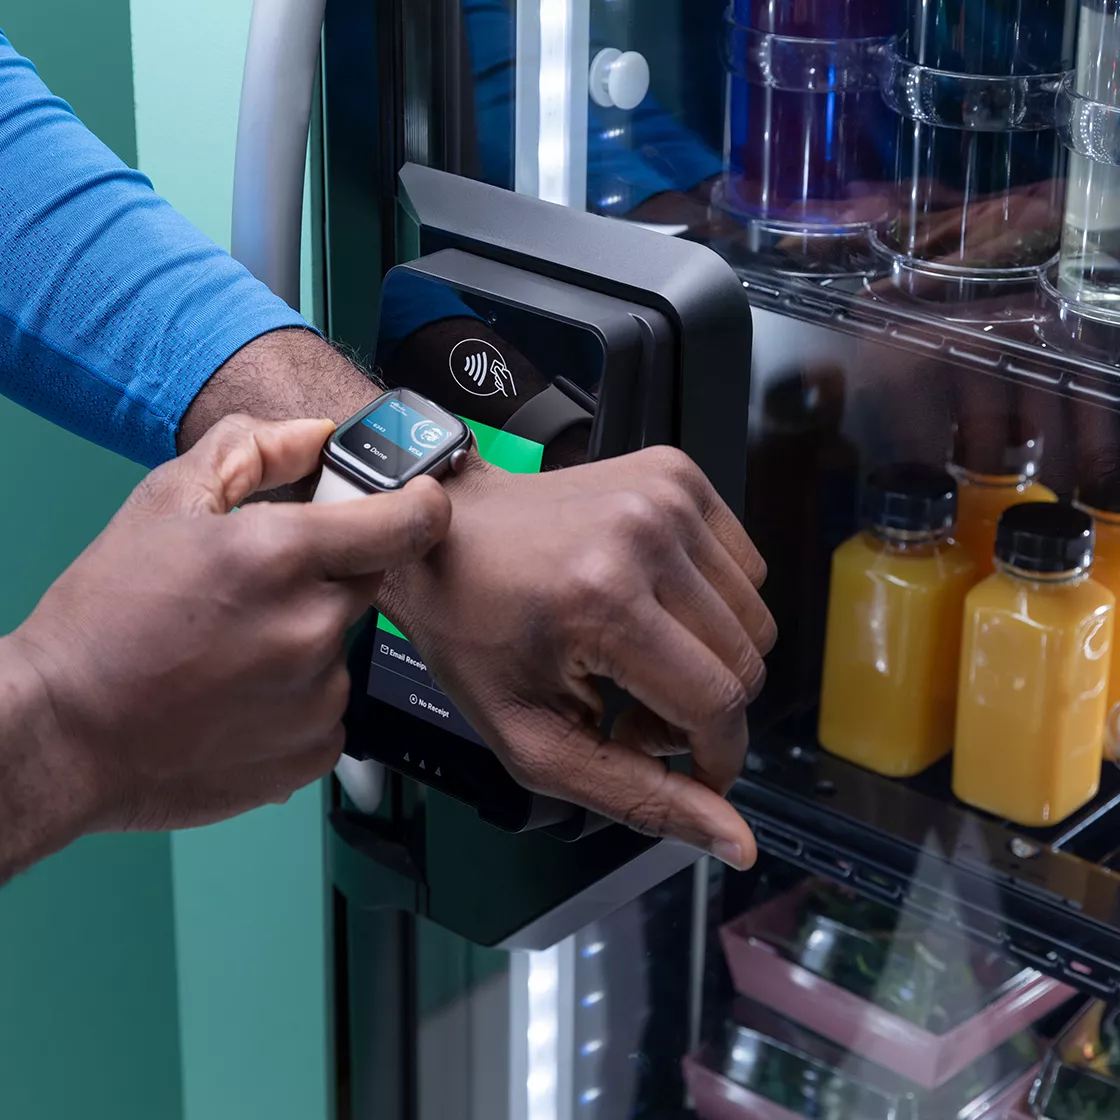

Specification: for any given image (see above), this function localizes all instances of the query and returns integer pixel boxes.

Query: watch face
[333,390,467,487]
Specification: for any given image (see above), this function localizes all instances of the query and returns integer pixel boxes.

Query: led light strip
[515,0,589,207]
[526,946,561,1120]
[511,939,577,1120]
[538,0,573,205]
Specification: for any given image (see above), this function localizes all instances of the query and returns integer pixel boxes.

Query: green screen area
[378,416,543,641]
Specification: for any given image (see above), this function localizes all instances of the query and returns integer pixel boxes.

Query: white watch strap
[313,465,387,814]
[312,466,369,505]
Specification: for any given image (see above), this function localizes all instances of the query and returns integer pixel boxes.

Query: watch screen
[338,394,458,481]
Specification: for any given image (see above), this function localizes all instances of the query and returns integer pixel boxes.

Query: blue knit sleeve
[0,30,310,467]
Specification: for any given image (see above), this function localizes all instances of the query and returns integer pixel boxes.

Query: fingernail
[711,840,747,871]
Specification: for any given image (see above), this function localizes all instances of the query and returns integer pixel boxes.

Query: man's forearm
[177,329,383,500]
[0,637,95,884]
[178,328,381,453]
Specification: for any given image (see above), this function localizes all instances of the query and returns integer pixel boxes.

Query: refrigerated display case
[231,1,1120,1117]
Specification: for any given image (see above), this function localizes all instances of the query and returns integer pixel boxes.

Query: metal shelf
[713,245,1120,408]
[733,716,1120,1002]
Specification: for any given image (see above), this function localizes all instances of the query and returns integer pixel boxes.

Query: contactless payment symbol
[449,338,517,399]
[411,420,449,450]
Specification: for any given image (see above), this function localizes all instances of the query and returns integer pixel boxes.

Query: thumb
[283,475,453,581]
[131,415,336,516]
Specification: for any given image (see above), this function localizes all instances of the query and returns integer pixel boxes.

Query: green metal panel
[0,7,182,1120]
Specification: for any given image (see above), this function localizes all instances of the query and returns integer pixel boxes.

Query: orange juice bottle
[1076,473,1120,760]
[949,415,1057,578]
[818,465,976,777]
[953,504,1114,827]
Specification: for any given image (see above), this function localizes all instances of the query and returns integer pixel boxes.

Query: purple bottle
[720,0,902,229]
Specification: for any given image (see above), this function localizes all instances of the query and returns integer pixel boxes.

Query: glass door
[317,2,1120,1117]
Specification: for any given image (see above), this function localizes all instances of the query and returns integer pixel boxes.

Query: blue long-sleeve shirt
[0,29,308,467]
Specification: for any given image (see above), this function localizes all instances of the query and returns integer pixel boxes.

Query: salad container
[683,998,1043,1120]
[1030,999,1120,1119]
[720,880,1075,1088]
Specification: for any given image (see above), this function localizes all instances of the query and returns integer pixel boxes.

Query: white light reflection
[538,0,573,205]
[527,945,561,1120]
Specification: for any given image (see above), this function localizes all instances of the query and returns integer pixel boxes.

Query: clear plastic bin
[683,998,1043,1120]
[1030,999,1120,1119]
[719,879,1074,1088]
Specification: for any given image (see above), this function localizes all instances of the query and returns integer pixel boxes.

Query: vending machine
[234,1,1120,1117]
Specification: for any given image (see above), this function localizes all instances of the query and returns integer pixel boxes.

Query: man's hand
[179,330,771,865]
[0,415,449,882]
[378,446,774,869]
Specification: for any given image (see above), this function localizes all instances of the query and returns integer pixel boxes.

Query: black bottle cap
[861,464,957,535]
[1077,470,1120,517]
[950,413,1044,479]
[995,503,1094,574]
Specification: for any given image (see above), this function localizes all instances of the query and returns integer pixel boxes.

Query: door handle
[589,47,651,111]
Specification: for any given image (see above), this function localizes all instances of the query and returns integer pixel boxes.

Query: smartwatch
[314,389,470,814]
[314,388,473,504]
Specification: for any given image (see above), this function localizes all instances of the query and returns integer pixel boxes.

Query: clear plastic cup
[1057,0,1120,315]
[878,0,1075,301]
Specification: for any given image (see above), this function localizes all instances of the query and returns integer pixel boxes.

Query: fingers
[619,448,775,685]
[681,530,777,658]
[133,415,336,516]
[594,602,750,795]
[656,547,770,704]
[638,446,768,588]
[538,720,757,870]
[287,476,452,581]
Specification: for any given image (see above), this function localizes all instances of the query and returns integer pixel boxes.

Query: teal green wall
[130,4,332,1120]
[0,6,330,1120]
[0,8,182,1120]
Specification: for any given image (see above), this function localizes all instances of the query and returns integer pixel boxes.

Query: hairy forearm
[178,327,382,458]
[0,636,95,885]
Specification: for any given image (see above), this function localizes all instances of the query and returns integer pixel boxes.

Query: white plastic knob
[589,48,651,111]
